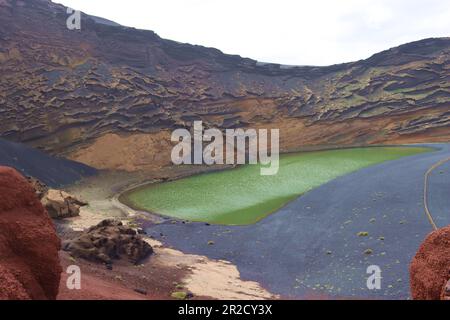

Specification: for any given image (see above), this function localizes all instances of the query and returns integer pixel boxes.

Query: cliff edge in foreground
[0,166,62,300]
[410,225,450,300]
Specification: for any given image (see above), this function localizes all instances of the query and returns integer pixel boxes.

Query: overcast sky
[54,0,450,66]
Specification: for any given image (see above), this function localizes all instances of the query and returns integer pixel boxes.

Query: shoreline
[59,164,277,300]
[118,143,438,225]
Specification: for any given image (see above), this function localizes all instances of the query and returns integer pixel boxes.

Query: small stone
[364,249,373,255]
[186,291,194,299]
[207,240,215,246]
[134,288,148,295]
[357,232,369,237]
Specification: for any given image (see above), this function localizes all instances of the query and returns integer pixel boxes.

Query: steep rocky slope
[0,0,449,170]
[0,166,62,300]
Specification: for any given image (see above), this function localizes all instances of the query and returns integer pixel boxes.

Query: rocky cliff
[0,0,449,170]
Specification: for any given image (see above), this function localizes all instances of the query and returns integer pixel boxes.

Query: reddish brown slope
[410,225,450,300]
[0,166,62,300]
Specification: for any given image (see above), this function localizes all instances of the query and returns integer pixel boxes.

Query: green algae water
[124,147,430,225]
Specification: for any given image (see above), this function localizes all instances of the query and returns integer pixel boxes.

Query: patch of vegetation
[171,291,188,300]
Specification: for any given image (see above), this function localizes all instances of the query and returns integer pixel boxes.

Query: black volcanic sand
[0,138,96,187]
[146,143,450,299]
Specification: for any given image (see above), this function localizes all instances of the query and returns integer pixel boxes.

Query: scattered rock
[364,249,373,255]
[186,291,194,299]
[134,288,148,295]
[62,219,153,265]
[137,228,146,235]
[410,225,450,300]
[26,178,88,219]
[0,166,62,300]
[41,189,86,219]
[207,240,215,246]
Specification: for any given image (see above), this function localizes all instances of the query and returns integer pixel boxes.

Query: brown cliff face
[0,166,62,300]
[410,225,450,300]
[0,0,449,170]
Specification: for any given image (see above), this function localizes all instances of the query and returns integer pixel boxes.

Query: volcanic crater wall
[0,0,449,170]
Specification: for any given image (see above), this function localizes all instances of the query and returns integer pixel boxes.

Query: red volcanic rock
[410,225,450,300]
[0,166,62,300]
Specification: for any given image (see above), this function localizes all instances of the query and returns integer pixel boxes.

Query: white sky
[54,0,450,66]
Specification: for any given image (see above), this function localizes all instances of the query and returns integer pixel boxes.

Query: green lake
[123,147,430,225]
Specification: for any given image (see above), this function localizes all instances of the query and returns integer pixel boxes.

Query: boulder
[63,219,153,265]
[0,166,62,300]
[41,189,86,219]
[410,225,450,300]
